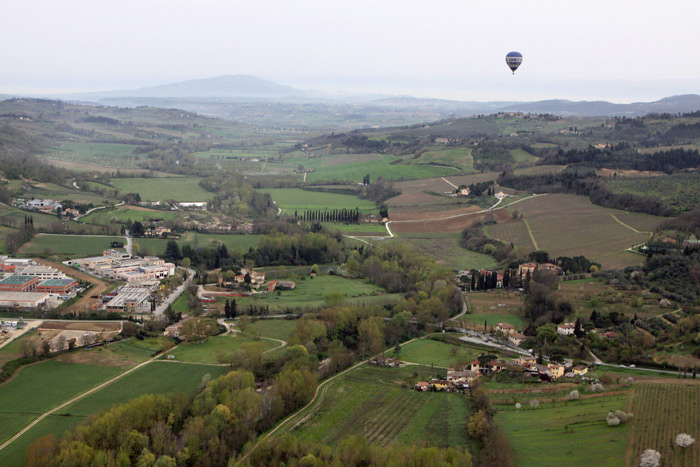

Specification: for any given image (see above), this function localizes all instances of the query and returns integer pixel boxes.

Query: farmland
[485,194,661,269]
[17,233,126,259]
[245,319,296,342]
[133,233,262,257]
[0,361,229,466]
[461,313,525,328]
[289,364,474,450]
[607,173,700,214]
[411,147,475,172]
[163,334,279,364]
[81,205,179,225]
[627,382,700,467]
[399,338,481,368]
[393,232,497,270]
[0,360,122,445]
[258,188,378,214]
[226,275,400,312]
[498,392,631,467]
[109,177,213,202]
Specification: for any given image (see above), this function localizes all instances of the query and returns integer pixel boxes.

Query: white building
[557,323,576,335]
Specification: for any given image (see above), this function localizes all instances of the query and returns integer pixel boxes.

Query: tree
[164,240,182,262]
[574,317,584,338]
[467,410,490,441]
[675,433,695,448]
[529,399,539,409]
[639,449,661,467]
[536,324,557,343]
[357,317,384,358]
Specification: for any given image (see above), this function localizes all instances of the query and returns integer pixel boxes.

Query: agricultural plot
[17,233,126,259]
[558,278,667,319]
[290,364,473,450]
[509,148,539,163]
[245,319,296,342]
[461,314,525,328]
[48,142,144,168]
[399,338,481,368]
[110,177,213,202]
[388,173,499,209]
[231,275,400,312]
[498,194,660,269]
[627,382,700,467]
[608,173,700,214]
[21,181,118,205]
[0,204,70,231]
[498,392,630,467]
[411,147,475,172]
[164,335,278,364]
[393,232,497,270]
[81,205,179,225]
[0,360,122,445]
[133,233,261,257]
[258,188,377,215]
[485,221,536,251]
[0,361,229,466]
[390,206,511,234]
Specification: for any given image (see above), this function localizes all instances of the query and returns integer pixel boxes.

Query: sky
[2,0,700,102]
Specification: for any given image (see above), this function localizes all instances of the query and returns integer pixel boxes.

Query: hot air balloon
[505,51,523,74]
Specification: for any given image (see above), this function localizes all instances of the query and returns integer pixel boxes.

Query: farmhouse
[0,275,42,292]
[470,360,504,375]
[276,280,296,290]
[547,363,565,379]
[508,332,527,346]
[497,322,516,335]
[177,202,207,210]
[557,323,576,335]
[517,356,537,366]
[572,365,588,376]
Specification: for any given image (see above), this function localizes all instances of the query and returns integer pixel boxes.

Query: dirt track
[34,258,109,312]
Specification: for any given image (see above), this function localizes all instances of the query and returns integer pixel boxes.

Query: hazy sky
[2,0,700,101]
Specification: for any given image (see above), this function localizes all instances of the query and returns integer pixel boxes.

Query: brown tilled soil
[390,205,482,221]
[392,208,510,233]
[55,348,135,368]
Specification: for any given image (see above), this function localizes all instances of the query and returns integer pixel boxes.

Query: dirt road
[34,258,109,312]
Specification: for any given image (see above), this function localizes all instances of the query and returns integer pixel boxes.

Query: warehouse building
[0,291,50,308]
[0,275,42,292]
[36,278,79,294]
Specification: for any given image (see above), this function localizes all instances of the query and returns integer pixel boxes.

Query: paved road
[458,334,532,356]
[153,267,196,319]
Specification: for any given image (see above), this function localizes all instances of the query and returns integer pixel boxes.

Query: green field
[461,313,525,328]
[509,148,539,163]
[399,338,481,368]
[134,233,261,257]
[259,188,378,215]
[289,364,473,449]
[0,361,229,466]
[321,222,389,234]
[95,337,175,363]
[498,393,630,467]
[110,177,213,202]
[245,319,297,342]
[412,148,475,172]
[82,206,179,225]
[278,153,460,183]
[49,142,144,168]
[608,173,700,214]
[0,360,122,445]
[394,232,497,270]
[163,335,278,364]
[17,233,126,259]
[232,275,400,311]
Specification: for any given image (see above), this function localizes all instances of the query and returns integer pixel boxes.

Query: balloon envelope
[505,51,523,74]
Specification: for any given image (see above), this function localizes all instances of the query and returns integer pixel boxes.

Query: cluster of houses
[415,369,478,393]
[66,250,175,283]
[0,257,79,308]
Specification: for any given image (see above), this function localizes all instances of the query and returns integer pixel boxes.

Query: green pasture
[0,329,36,367]
[509,148,539,163]
[322,222,388,234]
[233,275,399,311]
[461,313,525,328]
[290,364,473,450]
[394,232,497,270]
[498,393,630,467]
[97,337,175,363]
[0,204,67,231]
[0,360,122,444]
[258,188,377,214]
[245,319,297,342]
[0,361,228,466]
[21,181,118,205]
[82,206,179,225]
[133,233,261,257]
[412,148,475,172]
[110,177,212,202]
[163,335,278,364]
[17,234,126,259]
[399,338,481,368]
[280,153,460,183]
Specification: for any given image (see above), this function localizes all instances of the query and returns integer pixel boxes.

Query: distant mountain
[65,75,305,99]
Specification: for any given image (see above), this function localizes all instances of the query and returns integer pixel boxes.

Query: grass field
[230,275,399,311]
[290,364,473,450]
[461,314,525,328]
[498,392,631,467]
[133,233,261,256]
[17,233,126,259]
[163,334,278,364]
[627,382,700,467]
[394,232,497,270]
[282,153,460,183]
[81,205,179,225]
[399,338,481,368]
[412,148,475,172]
[0,361,229,466]
[510,148,539,163]
[0,360,122,445]
[245,319,296,342]
[258,188,378,215]
[110,177,213,202]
